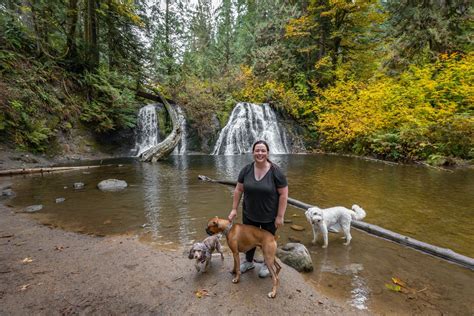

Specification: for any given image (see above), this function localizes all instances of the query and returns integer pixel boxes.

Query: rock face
[97,179,128,192]
[277,243,313,272]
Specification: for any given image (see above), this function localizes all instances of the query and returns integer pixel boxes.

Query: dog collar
[223,221,233,236]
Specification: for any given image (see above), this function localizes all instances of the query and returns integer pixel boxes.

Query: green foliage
[80,68,138,133]
[285,0,386,85]
[0,49,81,152]
[1,0,472,164]
[0,0,147,152]
[385,0,473,69]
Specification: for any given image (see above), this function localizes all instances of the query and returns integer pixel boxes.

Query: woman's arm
[275,186,288,229]
[228,182,244,221]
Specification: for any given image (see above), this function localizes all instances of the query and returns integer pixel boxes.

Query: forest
[0,0,472,164]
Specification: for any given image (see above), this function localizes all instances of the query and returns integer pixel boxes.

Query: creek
[8,154,474,314]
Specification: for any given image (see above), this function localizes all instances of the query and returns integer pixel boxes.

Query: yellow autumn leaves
[315,53,473,160]
[236,53,473,162]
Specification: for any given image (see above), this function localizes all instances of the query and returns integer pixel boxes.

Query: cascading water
[212,102,290,155]
[134,104,160,157]
[172,106,187,155]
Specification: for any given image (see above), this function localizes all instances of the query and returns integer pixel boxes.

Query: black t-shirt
[238,162,288,223]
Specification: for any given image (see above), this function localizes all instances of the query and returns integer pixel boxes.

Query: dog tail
[351,205,366,221]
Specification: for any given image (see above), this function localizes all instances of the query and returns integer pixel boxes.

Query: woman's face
[253,143,269,164]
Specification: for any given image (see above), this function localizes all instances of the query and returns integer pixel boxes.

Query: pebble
[290,224,305,231]
[23,205,43,213]
[74,182,85,190]
[288,236,301,243]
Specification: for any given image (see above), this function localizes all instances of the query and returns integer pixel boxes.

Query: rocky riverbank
[0,144,114,171]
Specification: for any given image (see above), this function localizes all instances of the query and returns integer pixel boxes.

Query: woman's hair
[252,140,270,152]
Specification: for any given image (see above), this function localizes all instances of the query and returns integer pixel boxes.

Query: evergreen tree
[385,0,473,68]
[182,0,216,79]
[214,0,235,72]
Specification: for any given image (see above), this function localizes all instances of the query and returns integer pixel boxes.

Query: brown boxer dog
[206,216,281,298]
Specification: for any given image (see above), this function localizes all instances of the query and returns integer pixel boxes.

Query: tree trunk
[29,0,43,55]
[66,0,79,63]
[106,0,118,70]
[84,0,99,71]
[0,165,116,177]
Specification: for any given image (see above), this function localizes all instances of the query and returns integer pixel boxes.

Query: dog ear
[188,246,195,259]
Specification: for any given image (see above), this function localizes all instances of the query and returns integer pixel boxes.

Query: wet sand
[0,204,363,315]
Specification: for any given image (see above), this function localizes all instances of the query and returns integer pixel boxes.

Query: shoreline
[1,146,472,174]
[0,202,363,315]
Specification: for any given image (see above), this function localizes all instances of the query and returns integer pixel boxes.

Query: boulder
[97,179,128,192]
[277,243,313,272]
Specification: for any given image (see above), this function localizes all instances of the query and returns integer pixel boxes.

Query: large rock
[277,243,313,272]
[97,179,128,192]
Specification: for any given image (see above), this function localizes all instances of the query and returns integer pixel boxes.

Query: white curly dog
[305,205,366,248]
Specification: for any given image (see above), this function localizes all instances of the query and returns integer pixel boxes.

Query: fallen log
[198,175,474,270]
[135,89,182,162]
[0,165,117,177]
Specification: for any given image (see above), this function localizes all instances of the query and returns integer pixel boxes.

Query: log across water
[198,175,474,270]
[0,165,116,177]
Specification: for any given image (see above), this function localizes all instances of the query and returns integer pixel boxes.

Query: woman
[227,140,288,278]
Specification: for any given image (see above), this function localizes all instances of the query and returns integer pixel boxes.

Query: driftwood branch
[197,175,474,270]
[0,165,117,177]
[135,89,182,162]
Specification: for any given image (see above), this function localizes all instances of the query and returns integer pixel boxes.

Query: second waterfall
[212,102,291,155]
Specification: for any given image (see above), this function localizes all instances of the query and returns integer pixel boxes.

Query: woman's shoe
[240,261,255,273]
[258,264,270,278]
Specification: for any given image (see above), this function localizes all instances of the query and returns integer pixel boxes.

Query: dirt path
[0,204,365,315]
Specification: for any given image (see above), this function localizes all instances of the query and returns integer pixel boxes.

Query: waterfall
[134,104,160,157]
[212,102,290,155]
[172,106,187,155]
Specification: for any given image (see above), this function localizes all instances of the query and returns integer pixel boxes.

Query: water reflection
[212,154,291,180]
[213,154,249,179]
[350,274,369,310]
[313,247,369,310]
[141,163,162,239]
[141,159,192,245]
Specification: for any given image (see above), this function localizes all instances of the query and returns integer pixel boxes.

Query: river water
[7,154,474,314]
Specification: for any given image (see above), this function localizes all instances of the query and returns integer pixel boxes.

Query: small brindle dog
[188,234,224,272]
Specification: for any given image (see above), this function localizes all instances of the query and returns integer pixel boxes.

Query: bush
[312,53,474,161]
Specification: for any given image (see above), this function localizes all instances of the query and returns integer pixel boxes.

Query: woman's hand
[228,209,237,222]
[275,215,284,229]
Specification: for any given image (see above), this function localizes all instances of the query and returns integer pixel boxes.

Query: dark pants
[243,214,277,262]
